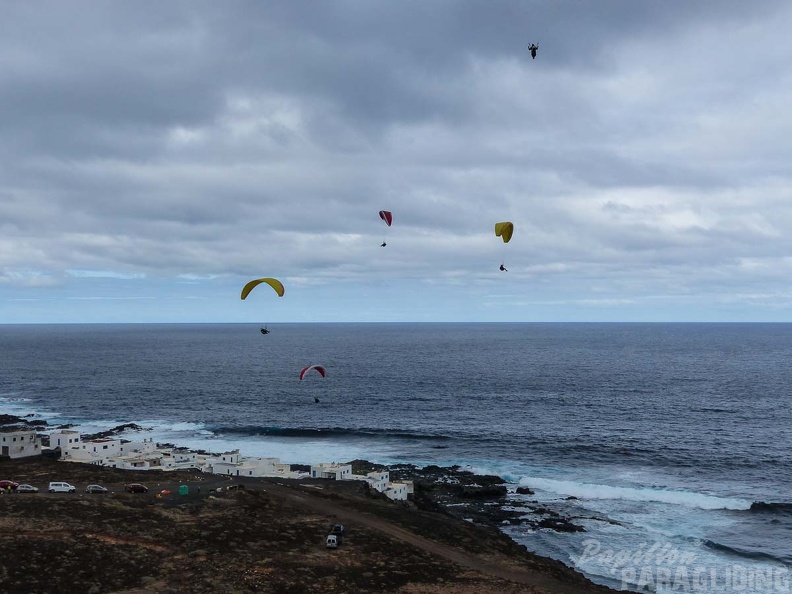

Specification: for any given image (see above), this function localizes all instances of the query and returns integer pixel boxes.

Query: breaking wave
[208,425,452,441]
[520,476,752,510]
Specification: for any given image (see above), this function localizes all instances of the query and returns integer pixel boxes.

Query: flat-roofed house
[0,428,42,459]
[310,463,353,480]
[48,429,82,451]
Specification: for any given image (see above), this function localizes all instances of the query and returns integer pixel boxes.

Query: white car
[48,482,76,493]
[16,484,39,493]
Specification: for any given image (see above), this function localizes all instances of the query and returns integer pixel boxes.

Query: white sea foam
[519,476,752,511]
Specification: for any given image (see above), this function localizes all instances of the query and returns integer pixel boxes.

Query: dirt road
[258,481,611,594]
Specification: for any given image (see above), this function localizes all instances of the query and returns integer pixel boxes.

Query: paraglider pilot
[381,242,387,247]
[500,264,508,272]
[314,397,320,403]
[529,43,538,59]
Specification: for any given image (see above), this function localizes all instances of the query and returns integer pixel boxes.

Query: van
[325,534,341,548]
[48,482,76,493]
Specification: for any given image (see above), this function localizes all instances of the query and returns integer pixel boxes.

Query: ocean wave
[519,477,752,510]
[702,539,790,565]
[135,420,208,433]
[209,425,452,441]
[0,395,32,402]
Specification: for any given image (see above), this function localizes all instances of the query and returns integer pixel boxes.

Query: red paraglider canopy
[299,365,327,380]
[378,210,393,227]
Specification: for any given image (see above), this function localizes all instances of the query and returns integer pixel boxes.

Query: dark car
[330,524,346,536]
[124,483,148,493]
[0,480,19,491]
[85,484,108,494]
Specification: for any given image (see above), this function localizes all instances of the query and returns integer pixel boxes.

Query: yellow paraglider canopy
[241,278,285,300]
[494,222,514,244]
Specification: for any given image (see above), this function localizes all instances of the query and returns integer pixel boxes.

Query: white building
[119,438,157,456]
[0,429,42,459]
[384,481,410,501]
[48,429,82,451]
[207,451,305,478]
[310,463,353,480]
[60,437,123,465]
[337,467,414,502]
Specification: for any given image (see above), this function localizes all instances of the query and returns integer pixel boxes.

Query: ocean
[1,323,790,593]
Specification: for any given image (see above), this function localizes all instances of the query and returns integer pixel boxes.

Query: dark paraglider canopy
[299,365,327,380]
[528,43,538,59]
[378,210,393,227]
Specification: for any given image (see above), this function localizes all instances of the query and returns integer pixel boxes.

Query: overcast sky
[2,0,791,323]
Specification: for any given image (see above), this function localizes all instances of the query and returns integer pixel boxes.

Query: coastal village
[2,423,413,501]
[1,416,618,593]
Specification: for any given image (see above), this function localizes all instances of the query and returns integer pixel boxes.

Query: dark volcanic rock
[387,463,586,534]
[537,517,586,532]
[82,423,150,440]
[454,485,508,499]
[0,414,49,430]
[0,415,26,426]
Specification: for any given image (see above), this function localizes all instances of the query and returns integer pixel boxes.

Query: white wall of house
[61,446,112,465]
[83,438,123,457]
[0,429,42,459]
[366,471,390,492]
[218,450,242,464]
[119,438,157,456]
[384,482,409,501]
[310,463,352,480]
[48,429,81,450]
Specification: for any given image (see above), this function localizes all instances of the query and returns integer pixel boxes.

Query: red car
[124,483,149,493]
[0,480,19,491]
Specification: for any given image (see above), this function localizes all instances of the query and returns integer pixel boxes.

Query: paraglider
[379,210,392,246]
[495,222,514,243]
[241,278,284,334]
[299,364,327,380]
[528,43,538,59]
[241,278,285,300]
[495,222,514,271]
[300,365,327,403]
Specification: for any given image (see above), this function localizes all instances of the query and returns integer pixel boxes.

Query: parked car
[85,484,108,494]
[0,480,19,491]
[330,523,346,536]
[48,482,76,493]
[326,534,342,548]
[16,484,39,493]
[124,483,148,493]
